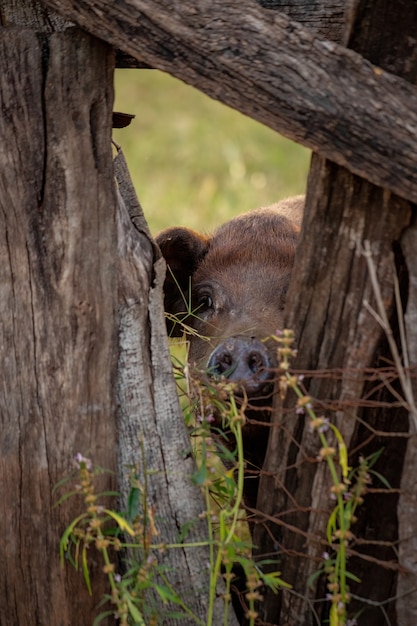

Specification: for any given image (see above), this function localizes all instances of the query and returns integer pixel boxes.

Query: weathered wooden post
[0,3,235,624]
[3,1,417,624]
[255,3,417,624]
[0,13,118,624]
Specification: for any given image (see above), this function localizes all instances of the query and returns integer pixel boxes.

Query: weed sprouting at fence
[274,329,384,626]
[181,371,291,624]
[56,324,389,626]
[55,377,288,626]
[55,454,201,625]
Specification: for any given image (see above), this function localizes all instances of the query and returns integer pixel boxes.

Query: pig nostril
[248,352,264,374]
[210,350,235,376]
[207,338,273,392]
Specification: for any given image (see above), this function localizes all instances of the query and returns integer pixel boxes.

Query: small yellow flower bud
[103,563,115,574]
[310,417,325,430]
[319,446,336,458]
[330,483,347,495]
[89,518,102,529]
[95,538,109,550]
[286,375,298,388]
[333,529,353,541]
[297,395,312,408]
[245,610,259,620]
[245,591,263,601]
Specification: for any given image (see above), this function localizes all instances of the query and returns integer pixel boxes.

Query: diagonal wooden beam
[39,0,417,205]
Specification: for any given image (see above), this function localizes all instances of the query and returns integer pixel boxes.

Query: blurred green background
[113,69,311,235]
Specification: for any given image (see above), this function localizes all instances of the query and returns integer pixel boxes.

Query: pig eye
[196,293,214,313]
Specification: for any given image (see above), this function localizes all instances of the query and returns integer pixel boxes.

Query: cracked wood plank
[0,27,117,625]
[40,0,417,205]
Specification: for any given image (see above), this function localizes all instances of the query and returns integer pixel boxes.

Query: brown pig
[156,196,304,510]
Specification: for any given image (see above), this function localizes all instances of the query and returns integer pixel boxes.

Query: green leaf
[258,570,292,591]
[338,441,349,480]
[365,447,384,469]
[330,424,350,479]
[52,473,76,494]
[177,519,195,543]
[127,486,141,521]
[215,442,237,463]
[154,583,182,605]
[54,489,82,508]
[329,601,339,626]
[95,490,121,498]
[369,469,391,489]
[92,465,115,476]
[82,544,92,595]
[307,567,325,589]
[93,610,115,626]
[126,598,146,625]
[59,513,87,565]
[103,510,135,536]
[327,506,339,544]
[165,611,192,619]
[345,570,361,583]
[191,463,207,486]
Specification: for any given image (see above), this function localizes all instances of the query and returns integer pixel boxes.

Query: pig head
[156,196,304,508]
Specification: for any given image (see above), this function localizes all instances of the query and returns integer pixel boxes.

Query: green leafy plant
[56,370,289,626]
[274,329,375,626]
[57,298,384,626]
[56,454,204,625]
[181,370,290,625]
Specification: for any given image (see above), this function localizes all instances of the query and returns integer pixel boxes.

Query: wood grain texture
[115,0,346,67]
[257,0,346,42]
[0,0,70,30]
[348,5,417,623]
[39,0,417,205]
[114,146,239,625]
[255,1,417,624]
[256,158,411,625]
[0,27,117,625]
[397,222,417,625]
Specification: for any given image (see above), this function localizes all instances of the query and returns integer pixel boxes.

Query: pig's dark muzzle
[207,337,274,396]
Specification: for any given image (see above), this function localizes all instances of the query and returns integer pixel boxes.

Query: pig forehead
[196,251,285,277]
[196,234,294,277]
[194,253,290,302]
[192,214,296,302]
[205,222,297,271]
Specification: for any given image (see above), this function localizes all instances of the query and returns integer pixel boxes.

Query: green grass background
[113,69,311,235]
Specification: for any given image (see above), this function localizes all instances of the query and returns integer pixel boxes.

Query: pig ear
[156,227,210,336]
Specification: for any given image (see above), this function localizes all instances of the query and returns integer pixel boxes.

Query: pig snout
[207,337,274,396]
